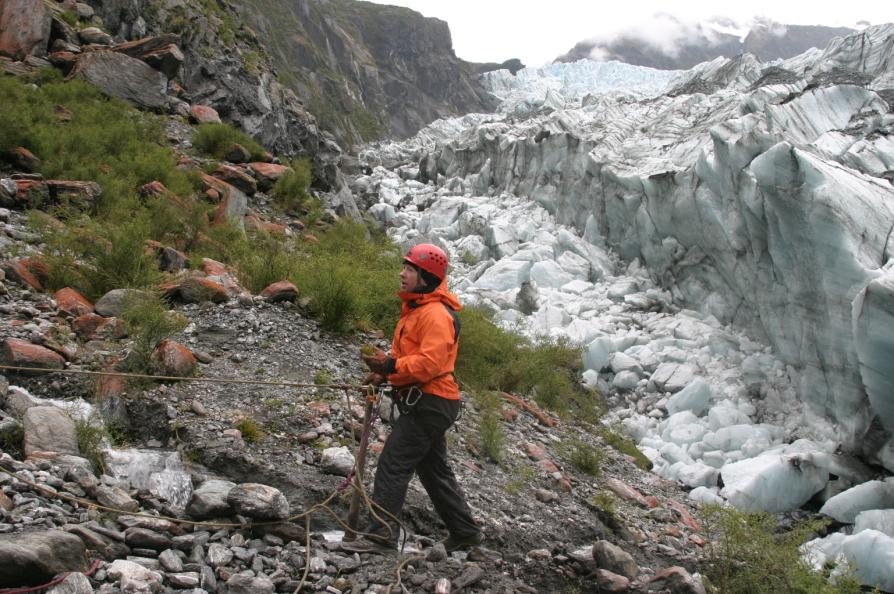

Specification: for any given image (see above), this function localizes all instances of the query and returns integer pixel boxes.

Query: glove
[364,372,385,386]
[362,347,396,375]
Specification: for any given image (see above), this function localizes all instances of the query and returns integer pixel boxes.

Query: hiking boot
[340,535,395,554]
[441,531,484,553]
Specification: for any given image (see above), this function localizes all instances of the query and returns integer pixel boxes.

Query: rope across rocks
[0,364,421,593]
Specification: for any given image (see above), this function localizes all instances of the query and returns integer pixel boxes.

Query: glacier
[351,23,894,589]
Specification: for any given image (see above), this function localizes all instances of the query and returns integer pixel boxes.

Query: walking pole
[345,384,378,541]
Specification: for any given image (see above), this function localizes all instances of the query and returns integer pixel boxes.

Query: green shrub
[589,491,620,529]
[119,292,188,373]
[505,464,537,496]
[271,158,312,213]
[475,391,503,463]
[598,427,652,471]
[559,437,603,476]
[75,418,106,474]
[700,505,861,594]
[455,307,595,419]
[232,232,299,293]
[236,417,263,443]
[192,122,266,161]
[313,369,332,385]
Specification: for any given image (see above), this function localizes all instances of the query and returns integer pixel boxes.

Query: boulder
[593,540,638,580]
[6,147,40,172]
[22,406,79,456]
[0,0,52,61]
[227,483,289,520]
[321,446,355,476]
[145,241,188,272]
[71,313,126,341]
[1,259,43,291]
[175,277,228,303]
[249,162,291,191]
[72,50,167,110]
[187,479,235,519]
[123,527,171,550]
[0,530,87,587]
[106,559,163,591]
[1,338,65,371]
[190,104,221,124]
[94,288,148,317]
[92,485,139,513]
[150,340,196,377]
[202,174,248,225]
[594,569,631,592]
[260,280,298,303]
[54,287,93,317]
[212,164,257,196]
[646,566,707,594]
[45,571,93,594]
[76,27,112,46]
[113,34,183,79]
[224,143,251,164]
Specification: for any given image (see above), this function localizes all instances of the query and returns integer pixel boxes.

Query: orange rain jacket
[385,280,462,400]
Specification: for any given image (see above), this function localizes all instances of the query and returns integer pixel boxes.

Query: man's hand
[361,347,395,375]
[364,372,385,386]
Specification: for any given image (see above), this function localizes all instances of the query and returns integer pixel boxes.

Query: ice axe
[344,384,378,540]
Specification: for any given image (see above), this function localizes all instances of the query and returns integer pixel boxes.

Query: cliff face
[234,0,497,145]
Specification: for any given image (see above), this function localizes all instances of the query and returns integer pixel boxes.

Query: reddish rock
[151,340,196,377]
[0,0,52,60]
[47,50,79,75]
[95,372,128,400]
[369,442,385,454]
[205,188,220,203]
[647,567,707,594]
[605,478,651,508]
[500,407,519,422]
[688,534,705,547]
[0,338,65,371]
[260,280,298,303]
[212,164,257,196]
[71,313,126,341]
[537,459,562,475]
[308,401,331,417]
[554,477,573,492]
[162,277,228,304]
[201,258,228,277]
[667,499,701,532]
[53,287,93,317]
[7,147,40,172]
[594,569,630,593]
[77,27,112,46]
[302,233,319,244]
[139,181,169,198]
[12,179,49,208]
[248,162,291,191]
[524,442,548,461]
[202,174,248,225]
[644,495,660,508]
[2,259,43,291]
[113,35,183,79]
[190,104,221,124]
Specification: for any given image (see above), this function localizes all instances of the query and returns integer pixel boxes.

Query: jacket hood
[398,280,462,311]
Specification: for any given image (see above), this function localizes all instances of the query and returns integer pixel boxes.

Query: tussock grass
[192,122,266,161]
[476,391,504,463]
[271,157,313,213]
[119,292,188,374]
[700,505,861,594]
[456,306,598,420]
[559,437,603,476]
[236,417,264,443]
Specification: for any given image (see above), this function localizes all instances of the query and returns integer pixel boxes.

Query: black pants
[367,393,478,543]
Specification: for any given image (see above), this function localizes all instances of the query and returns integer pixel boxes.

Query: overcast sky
[367,1,891,67]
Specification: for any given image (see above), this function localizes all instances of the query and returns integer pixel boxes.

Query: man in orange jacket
[344,243,482,554]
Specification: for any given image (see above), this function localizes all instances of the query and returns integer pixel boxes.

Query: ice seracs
[352,23,894,590]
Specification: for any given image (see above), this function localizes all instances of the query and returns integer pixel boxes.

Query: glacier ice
[719,453,828,512]
[819,480,894,524]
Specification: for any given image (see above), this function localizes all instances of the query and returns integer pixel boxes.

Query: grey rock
[320,446,354,476]
[77,27,112,45]
[124,527,172,550]
[92,485,139,513]
[46,571,94,594]
[0,530,87,587]
[226,574,274,594]
[159,549,183,572]
[106,559,163,590]
[206,543,232,567]
[226,483,289,520]
[593,540,639,580]
[73,50,168,110]
[94,288,149,317]
[186,479,235,519]
[167,572,201,588]
[22,406,79,456]
[4,386,35,418]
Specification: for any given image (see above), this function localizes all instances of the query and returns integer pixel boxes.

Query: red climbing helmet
[404,243,449,281]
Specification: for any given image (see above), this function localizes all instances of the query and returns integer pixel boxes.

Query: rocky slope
[556,16,855,70]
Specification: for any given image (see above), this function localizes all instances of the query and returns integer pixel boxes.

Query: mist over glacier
[351,23,894,590]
